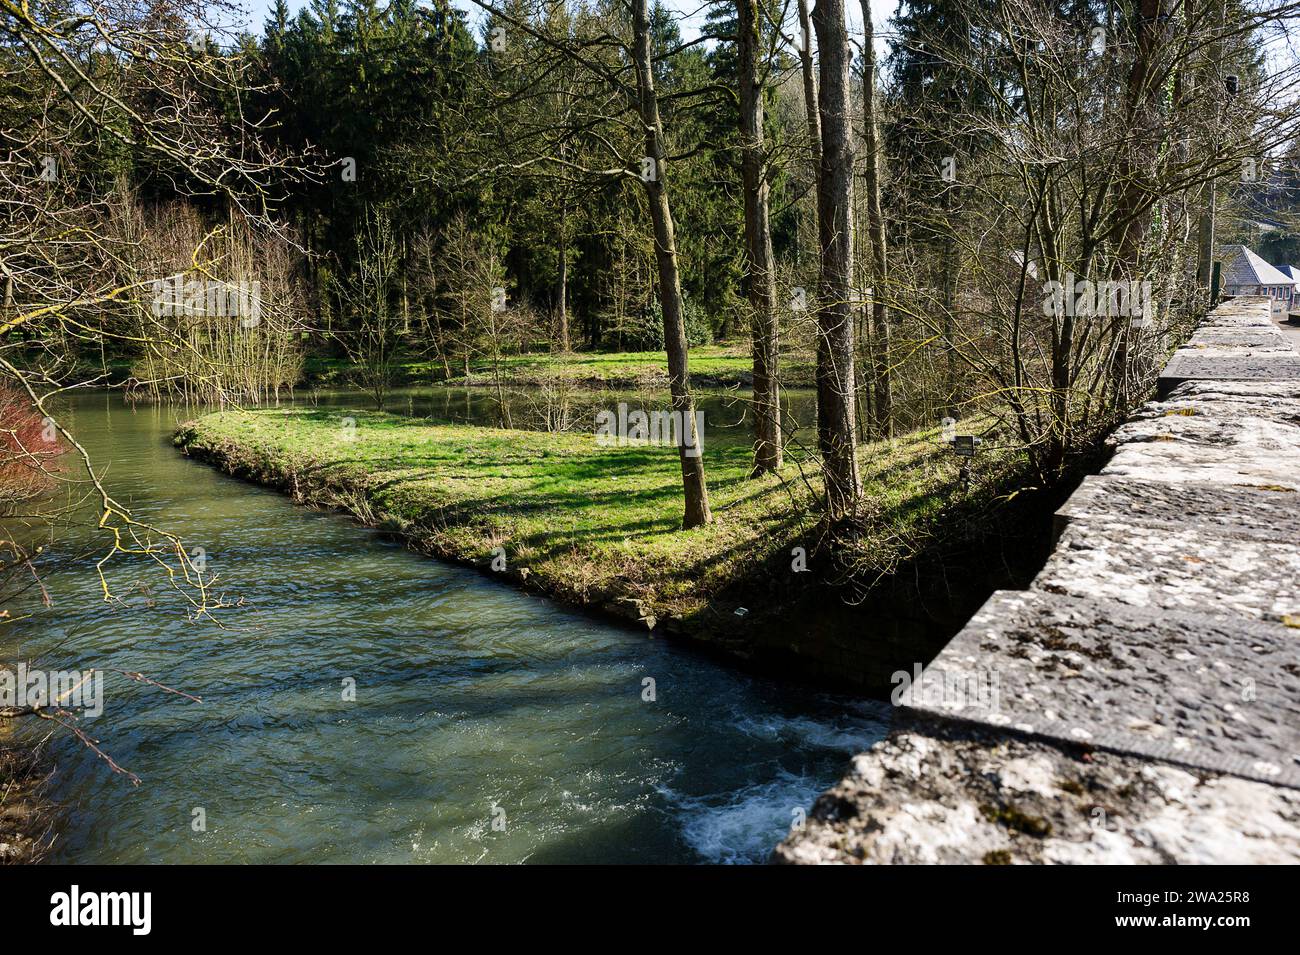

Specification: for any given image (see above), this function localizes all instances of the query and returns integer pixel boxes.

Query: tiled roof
[1221,245,1294,288]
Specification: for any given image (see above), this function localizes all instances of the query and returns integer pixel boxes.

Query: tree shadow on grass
[235,408,960,598]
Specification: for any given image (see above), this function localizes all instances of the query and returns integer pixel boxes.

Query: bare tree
[466,0,713,528]
[2,0,308,598]
[884,0,1300,478]
[630,0,712,526]
[811,0,862,520]
[1,0,311,780]
[737,0,782,474]
[797,0,822,173]
[338,208,401,411]
[859,2,891,438]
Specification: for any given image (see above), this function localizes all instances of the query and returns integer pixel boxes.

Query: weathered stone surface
[772,719,1300,865]
[779,297,1300,864]
[1036,519,1300,624]
[898,590,1300,787]
[1158,353,1300,398]
[1103,414,1300,490]
[1199,297,1283,329]
[1056,475,1300,543]
[1170,345,1296,359]
[1157,301,1300,398]
[1114,404,1300,441]
[1129,393,1300,426]
[1179,328,1291,349]
[1168,379,1300,402]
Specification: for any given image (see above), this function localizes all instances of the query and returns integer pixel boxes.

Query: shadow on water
[2,390,889,864]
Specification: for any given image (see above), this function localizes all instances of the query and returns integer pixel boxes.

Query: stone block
[1035,517,1300,624]
[898,590,1300,788]
[1056,475,1300,543]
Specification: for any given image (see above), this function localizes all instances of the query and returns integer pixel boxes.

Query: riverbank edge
[0,721,55,864]
[170,415,1065,692]
[172,420,782,655]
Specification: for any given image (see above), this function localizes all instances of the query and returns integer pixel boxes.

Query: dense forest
[5,0,1300,531]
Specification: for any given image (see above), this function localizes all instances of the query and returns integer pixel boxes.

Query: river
[3,388,887,864]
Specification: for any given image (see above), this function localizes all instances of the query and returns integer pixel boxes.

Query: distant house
[1278,265,1300,311]
[1220,245,1295,316]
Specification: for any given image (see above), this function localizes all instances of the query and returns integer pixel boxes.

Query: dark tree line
[7,0,1300,533]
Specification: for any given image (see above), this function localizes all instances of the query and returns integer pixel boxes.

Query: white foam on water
[662,770,830,865]
[733,709,884,752]
[662,704,888,863]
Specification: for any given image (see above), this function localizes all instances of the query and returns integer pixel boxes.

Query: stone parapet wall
[775,298,1300,864]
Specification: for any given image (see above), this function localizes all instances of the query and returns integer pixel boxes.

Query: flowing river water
[4,388,888,864]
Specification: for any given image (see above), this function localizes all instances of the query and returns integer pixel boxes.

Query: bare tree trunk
[632,0,712,528]
[798,0,821,261]
[401,268,410,334]
[424,242,452,379]
[942,203,959,415]
[1,266,12,320]
[1197,0,1226,304]
[812,0,862,520]
[860,2,891,438]
[556,173,572,351]
[1110,0,1166,409]
[556,233,566,353]
[737,0,782,475]
[798,0,822,171]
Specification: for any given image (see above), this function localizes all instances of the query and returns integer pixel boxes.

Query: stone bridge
[775,297,1300,864]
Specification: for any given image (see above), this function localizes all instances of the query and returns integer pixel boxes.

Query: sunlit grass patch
[175,407,1022,626]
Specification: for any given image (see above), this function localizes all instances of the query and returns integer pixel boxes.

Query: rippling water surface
[4,390,886,863]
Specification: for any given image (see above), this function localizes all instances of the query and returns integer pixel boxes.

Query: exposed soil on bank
[0,722,55,864]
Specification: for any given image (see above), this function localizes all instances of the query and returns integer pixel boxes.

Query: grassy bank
[174,408,1025,644]
[306,344,818,390]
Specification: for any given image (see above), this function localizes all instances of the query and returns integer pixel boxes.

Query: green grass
[305,345,817,389]
[174,408,1019,629]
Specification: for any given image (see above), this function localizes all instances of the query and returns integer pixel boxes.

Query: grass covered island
[175,408,1029,682]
